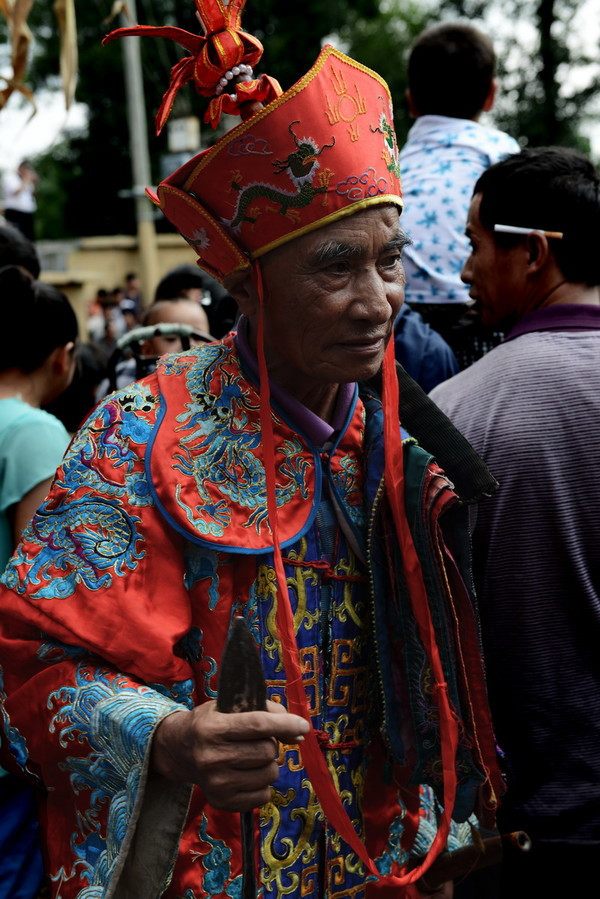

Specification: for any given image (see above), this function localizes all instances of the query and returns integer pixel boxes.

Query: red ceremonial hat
[104,1,403,283]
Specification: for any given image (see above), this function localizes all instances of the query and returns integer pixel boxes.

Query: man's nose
[352,269,397,323]
[461,257,473,285]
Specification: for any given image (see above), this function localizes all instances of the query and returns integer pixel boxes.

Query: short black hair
[0,222,41,278]
[474,147,600,286]
[0,267,78,372]
[154,264,224,302]
[408,22,496,120]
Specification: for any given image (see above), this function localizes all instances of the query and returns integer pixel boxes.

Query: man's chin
[348,354,387,384]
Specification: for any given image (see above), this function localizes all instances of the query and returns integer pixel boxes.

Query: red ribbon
[253,260,460,886]
[103,0,269,133]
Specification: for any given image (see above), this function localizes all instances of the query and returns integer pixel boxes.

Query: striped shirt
[430,306,600,844]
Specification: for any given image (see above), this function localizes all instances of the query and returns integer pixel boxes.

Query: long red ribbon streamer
[254,262,459,886]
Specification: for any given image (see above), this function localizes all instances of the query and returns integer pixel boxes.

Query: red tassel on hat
[253,259,460,887]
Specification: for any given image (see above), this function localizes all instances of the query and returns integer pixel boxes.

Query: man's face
[254,205,406,388]
[462,194,528,329]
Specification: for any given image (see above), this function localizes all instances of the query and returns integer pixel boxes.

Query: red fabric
[149,332,365,552]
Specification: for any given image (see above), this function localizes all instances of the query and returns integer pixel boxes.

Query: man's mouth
[336,335,388,354]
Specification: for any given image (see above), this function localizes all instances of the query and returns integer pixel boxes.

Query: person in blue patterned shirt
[399,23,519,310]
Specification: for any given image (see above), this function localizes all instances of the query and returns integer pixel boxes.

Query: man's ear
[526,232,551,274]
[223,267,257,318]
[482,79,497,113]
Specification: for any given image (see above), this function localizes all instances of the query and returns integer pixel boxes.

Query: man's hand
[151,699,309,812]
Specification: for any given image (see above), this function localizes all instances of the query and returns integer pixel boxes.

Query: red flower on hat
[103,0,281,134]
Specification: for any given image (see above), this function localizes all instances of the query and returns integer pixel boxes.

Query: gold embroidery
[333,555,365,627]
[318,166,334,206]
[328,639,368,713]
[287,541,320,632]
[261,780,321,895]
[325,66,368,142]
[300,864,319,895]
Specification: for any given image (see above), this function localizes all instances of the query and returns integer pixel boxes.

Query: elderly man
[0,3,500,897]
[431,147,600,897]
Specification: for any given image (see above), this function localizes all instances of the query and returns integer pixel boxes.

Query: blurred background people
[0,265,78,899]
[0,222,40,279]
[0,268,77,568]
[140,297,211,356]
[400,22,519,363]
[44,341,109,435]
[123,271,142,314]
[154,262,237,337]
[98,296,213,398]
[2,161,38,241]
[87,287,128,356]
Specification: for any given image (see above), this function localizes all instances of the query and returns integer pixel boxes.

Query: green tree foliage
[441,0,600,152]
[3,0,598,238]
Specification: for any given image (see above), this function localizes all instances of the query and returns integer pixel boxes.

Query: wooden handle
[417,831,531,892]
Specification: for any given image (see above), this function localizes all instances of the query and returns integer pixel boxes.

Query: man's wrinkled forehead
[270,205,407,265]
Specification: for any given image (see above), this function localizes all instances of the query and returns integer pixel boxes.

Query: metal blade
[216,615,268,899]
[217,615,267,714]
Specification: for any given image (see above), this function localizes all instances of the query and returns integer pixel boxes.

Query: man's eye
[380,254,402,270]
[325,260,351,275]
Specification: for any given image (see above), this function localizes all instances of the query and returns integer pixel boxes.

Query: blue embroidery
[374,813,409,875]
[193,816,242,898]
[47,664,183,896]
[0,665,33,775]
[184,546,220,609]
[57,387,157,509]
[166,345,310,537]
[3,497,144,600]
[174,626,218,700]
[149,679,195,710]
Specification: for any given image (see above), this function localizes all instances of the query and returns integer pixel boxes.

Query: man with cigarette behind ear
[430,147,600,897]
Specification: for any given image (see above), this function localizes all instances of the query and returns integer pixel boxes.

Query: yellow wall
[40,233,197,338]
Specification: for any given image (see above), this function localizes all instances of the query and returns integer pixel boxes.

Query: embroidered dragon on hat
[228,121,336,229]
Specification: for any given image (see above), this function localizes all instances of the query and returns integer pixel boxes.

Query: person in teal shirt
[0,266,77,898]
[0,399,71,571]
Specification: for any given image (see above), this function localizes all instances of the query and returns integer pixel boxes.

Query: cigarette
[494,224,563,239]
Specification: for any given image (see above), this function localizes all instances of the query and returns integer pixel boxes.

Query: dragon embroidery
[166,344,311,536]
[227,121,335,228]
[371,112,401,180]
[2,385,156,601]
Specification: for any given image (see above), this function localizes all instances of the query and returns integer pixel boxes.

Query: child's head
[407,22,496,121]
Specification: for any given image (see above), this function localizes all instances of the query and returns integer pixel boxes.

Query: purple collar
[234,316,356,447]
[506,304,600,342]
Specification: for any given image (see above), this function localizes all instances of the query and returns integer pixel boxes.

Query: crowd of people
[0,10,598,899]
